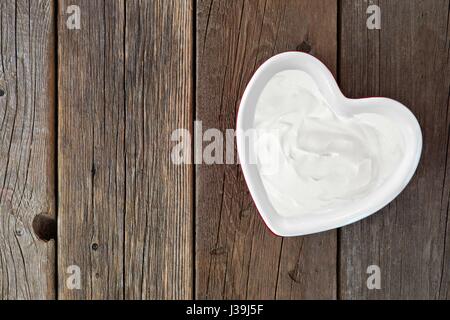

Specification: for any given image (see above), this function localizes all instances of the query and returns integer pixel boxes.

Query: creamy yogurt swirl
[254,70,404,216]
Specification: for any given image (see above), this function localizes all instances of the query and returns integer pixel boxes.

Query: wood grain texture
[58,0,193,299]
[58,0,125,299]
[196,0,337,299]
[339,0,450,299]
[124,0,193,299]
[0,0,56,300]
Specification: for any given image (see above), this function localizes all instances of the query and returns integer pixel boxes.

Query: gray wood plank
[124,0,193,299]
[196,0,337,299]
[0,0,56,300]
[339,0,450,299]
[58,0,193,299]
[58,0,126,299]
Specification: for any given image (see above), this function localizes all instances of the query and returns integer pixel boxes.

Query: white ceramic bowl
[236,52,422,237]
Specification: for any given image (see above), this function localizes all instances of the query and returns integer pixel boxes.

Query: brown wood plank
[58,0,125,299]
[339,0,450,299]
[0,0,56,300]
[196,0,337,299]
[123,0,193,299]
[58,0,193,299]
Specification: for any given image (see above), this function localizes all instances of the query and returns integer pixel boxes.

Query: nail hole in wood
[288,269,302,283]
[296,40,312,53]
[32,213,56,242]
[210,247,226,256]
[0,89,5,97]
[91,243,99,251]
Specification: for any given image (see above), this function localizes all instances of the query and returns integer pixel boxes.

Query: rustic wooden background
[0,0,448,300]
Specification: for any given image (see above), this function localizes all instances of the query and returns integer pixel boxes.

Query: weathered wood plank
[124,0,193,299]
[0,0,56,300]
[58,0,193,299]
[58,0,126,299]
[339,0,450,299]
[196,0,337,299]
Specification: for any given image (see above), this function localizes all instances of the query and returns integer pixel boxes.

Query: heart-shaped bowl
[236,52,422,237]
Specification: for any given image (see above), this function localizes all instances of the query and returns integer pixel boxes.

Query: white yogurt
[254,70,404,217]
